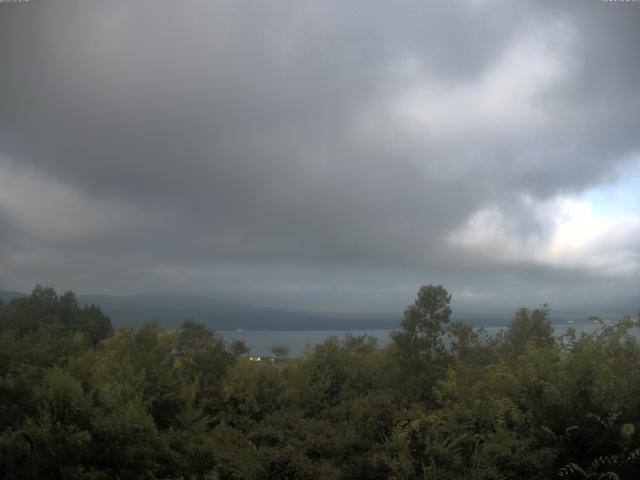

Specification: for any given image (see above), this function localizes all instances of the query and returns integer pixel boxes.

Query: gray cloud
[0,0,638,314]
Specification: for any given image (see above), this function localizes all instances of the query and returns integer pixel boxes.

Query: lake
[220,321,607,357]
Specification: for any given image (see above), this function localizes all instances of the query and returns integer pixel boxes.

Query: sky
[0,0,638,317]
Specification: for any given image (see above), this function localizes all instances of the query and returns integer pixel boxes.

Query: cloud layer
[0,0,638,315]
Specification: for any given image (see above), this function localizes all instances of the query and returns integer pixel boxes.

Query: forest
[1,285,639,480]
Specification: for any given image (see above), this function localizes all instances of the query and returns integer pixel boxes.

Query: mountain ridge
[2,288,634,331]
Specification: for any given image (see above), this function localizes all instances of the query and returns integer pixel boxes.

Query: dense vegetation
[1,285,639,479]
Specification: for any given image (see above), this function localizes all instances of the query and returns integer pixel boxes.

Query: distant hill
[88,296,633,331]
[2,288,635,331]
[2,288,398,330]
[77,293,398,331]
[0,289,28,303]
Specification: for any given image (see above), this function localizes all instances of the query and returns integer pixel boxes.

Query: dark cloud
[0,0,638,313]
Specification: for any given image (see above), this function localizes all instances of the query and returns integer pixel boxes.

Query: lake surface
[220,322,607,357]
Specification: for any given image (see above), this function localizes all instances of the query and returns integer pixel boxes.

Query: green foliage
[2,284,640,479]
[390,284,453,402]
[393,284,452,361]
[0,285,112,344]
[504,304,554,358]
[270,344,290,360]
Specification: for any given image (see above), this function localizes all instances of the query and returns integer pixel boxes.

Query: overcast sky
[0,0,638,316]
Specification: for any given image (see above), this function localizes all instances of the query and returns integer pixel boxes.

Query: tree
[75,304,112,344]
[174,320,235,414]
[270,344,290,360]
[392,284,452,362]
[447,320,479,359]
[230,339,250,356]
[176,320,214,355]
[390,284,452,402]
[505,304,553,358]
[0,286,112,344]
